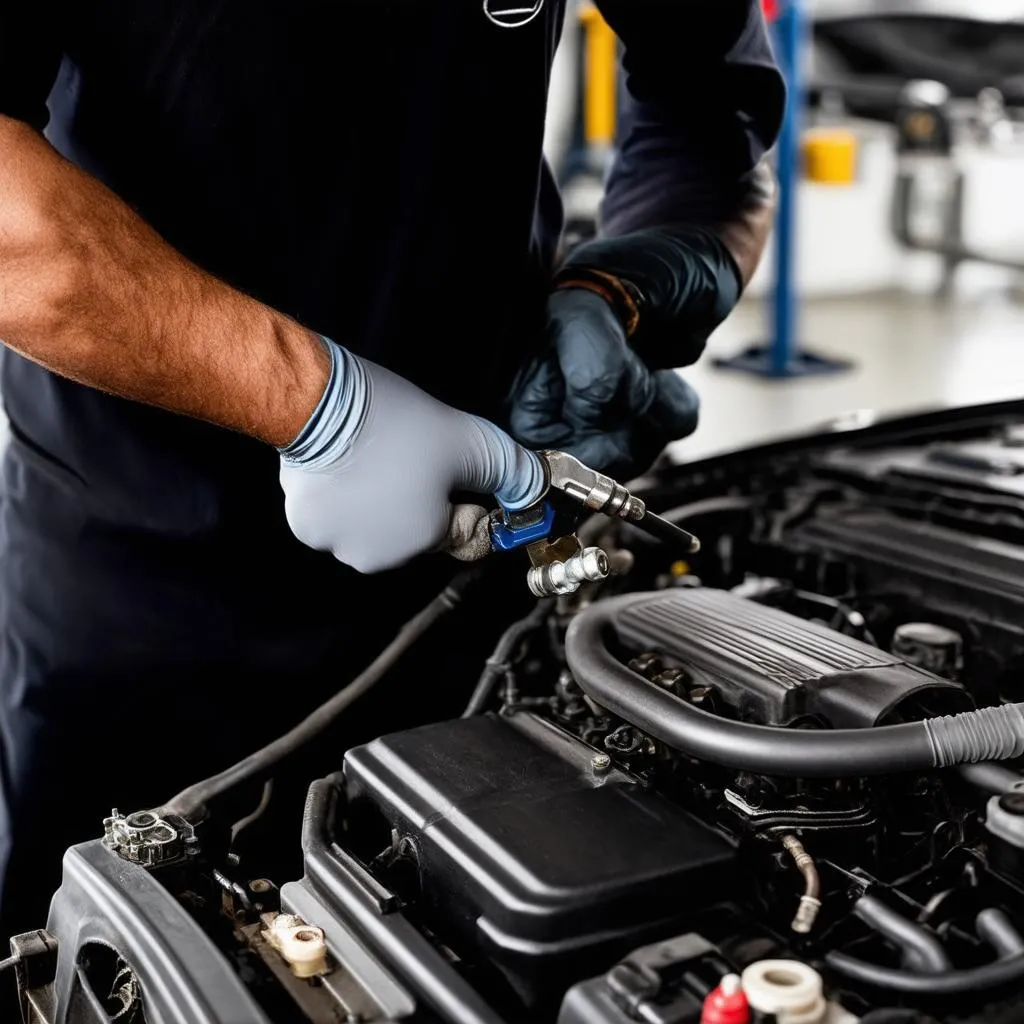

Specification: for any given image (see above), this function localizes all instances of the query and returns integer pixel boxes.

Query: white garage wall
[745,123,1024,300]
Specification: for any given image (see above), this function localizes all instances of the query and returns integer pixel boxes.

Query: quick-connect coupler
[527,547,610,597]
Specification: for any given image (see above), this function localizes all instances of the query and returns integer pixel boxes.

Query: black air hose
[161,570,478,820]
[825,950,1024,997]
[564,596,1024,777]
[860,1013,940,1024]
[853,895,951,974]
[462,600,553,717]
[976,909,1024,959]
[958,762,1023,794]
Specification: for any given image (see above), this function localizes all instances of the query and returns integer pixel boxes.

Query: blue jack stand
[713,345,850,378]
[714,0,851,380]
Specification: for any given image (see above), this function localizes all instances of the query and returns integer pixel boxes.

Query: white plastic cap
[740,960,826,1024]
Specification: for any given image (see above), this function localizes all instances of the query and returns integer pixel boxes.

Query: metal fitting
[781,834,822,934]
[542,451,645,521]
[102,808,198,868]
[791,895,823,936]
[527,547,610,597]
[7,930,59,990]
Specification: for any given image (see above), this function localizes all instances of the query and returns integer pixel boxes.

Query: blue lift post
[714,0,851,379]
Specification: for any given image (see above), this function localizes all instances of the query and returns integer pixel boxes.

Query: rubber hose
[853,895,951,974]
[860,1012,940,1024]
[462,600,552,717]
[928,706,1024,766]
[958,763,1023,794]
[825,949,1024,996]
[976,909,1024,958]
[621,496,754,548]
[564,596,1024,777]
[661,495,755,525]
[161,571,477,819]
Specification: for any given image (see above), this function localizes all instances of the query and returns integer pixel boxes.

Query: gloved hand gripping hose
[564,595,1024,778]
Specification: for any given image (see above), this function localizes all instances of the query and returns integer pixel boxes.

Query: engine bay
[14,401,1024,1024]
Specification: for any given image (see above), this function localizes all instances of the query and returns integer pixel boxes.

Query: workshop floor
[671,291,1024,463]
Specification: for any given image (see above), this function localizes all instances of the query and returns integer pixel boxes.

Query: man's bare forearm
[0,115,328,447]
[712,160,776,288]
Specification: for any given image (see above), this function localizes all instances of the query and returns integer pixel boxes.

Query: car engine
[11,401,1024,1024]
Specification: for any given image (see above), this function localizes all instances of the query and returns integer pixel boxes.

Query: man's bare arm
[712,161,776,289]
[0,116,328,447]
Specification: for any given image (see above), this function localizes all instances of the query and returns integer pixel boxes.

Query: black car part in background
[811,0,1024,117]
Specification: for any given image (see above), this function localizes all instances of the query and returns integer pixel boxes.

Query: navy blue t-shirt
[0,1,782,537]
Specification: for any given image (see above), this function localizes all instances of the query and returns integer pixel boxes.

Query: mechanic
[0,2,782,935]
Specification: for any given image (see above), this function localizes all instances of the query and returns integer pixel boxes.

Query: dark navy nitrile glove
[280,338,545,573]
[558,225,743,369]
[509,288,699,481]
[508,225,741,479]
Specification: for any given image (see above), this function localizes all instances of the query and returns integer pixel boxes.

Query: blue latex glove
[280,338,545,572]
[509,289,699,480]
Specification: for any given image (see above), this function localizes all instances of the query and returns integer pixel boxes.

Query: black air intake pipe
[564,594,1024,778]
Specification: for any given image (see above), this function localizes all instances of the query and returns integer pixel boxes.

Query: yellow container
[802,128,858,184]
[579,2,618,146]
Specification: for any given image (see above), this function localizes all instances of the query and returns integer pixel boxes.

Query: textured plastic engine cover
[610,588,968,727]
[343,713,736,1005]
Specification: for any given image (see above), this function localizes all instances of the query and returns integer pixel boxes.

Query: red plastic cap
[701,974,750,1024]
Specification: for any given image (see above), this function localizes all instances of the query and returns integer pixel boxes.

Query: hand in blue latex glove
[280,339,545,572]
[509,289,699,480]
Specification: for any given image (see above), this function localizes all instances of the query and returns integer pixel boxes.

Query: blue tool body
[490,501,556,552]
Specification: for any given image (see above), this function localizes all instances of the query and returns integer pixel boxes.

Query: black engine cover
[343,713,736,1005]
[609,588,968,727]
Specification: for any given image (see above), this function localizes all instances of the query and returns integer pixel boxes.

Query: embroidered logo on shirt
[483,0,545,28]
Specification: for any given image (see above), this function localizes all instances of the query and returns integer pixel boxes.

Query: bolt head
[591,753,612,773]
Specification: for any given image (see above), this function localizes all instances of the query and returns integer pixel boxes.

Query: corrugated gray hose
[564,600,1024,778]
